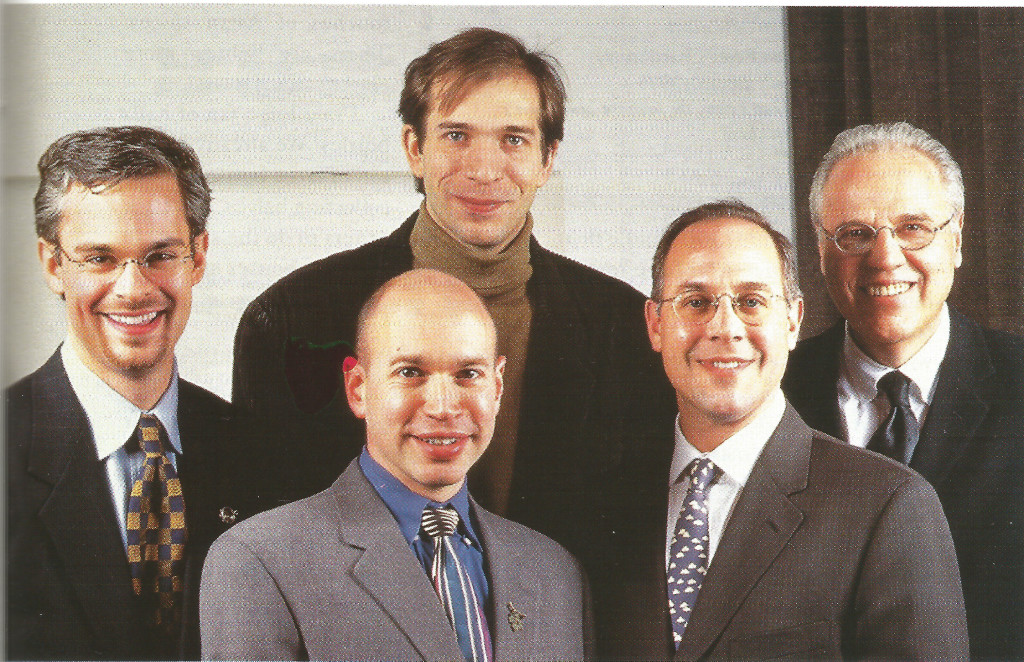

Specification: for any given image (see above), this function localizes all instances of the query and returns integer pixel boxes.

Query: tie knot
[134,414,169,456]
[421,506,460,539]
[877,371,912,406]
[686,458,717,493]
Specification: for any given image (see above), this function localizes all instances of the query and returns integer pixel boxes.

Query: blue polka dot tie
[667,458,717,648]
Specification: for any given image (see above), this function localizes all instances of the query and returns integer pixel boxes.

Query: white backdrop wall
[3,5,794,399]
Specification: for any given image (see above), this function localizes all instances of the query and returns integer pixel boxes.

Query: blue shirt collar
[358,447,480,547]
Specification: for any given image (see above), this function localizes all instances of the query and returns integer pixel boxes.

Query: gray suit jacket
[597,404,968,661]
[200,459,591,661]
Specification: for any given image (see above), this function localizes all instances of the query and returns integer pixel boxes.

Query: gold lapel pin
[507,602,525,632]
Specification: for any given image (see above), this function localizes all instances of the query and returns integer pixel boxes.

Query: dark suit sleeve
[852,472,969,660]
[200,530,303,660]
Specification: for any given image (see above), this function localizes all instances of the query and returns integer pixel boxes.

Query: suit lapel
[910,311,992,486]
[332,463,464,661]
[474,506,538,661]
[674,406,809,661]
[28,353,146,654]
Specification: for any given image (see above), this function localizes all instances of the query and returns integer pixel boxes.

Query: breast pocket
[722,620,836,660]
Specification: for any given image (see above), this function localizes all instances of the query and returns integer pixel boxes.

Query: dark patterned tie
[125,414,187,637]
[867,371,919,464]
[667,458,717,648]
[420,506,492,662]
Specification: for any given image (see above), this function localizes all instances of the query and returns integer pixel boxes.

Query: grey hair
[809,122,965,227]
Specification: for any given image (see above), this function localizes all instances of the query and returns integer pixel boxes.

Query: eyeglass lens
[672,293,775,326]
[834,221,939,253]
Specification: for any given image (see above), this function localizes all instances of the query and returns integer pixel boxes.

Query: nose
[864,226,907,269]
[110,259,156,298]
[423,375,460,418]
[705,296,745,340]
[462,137,502,183]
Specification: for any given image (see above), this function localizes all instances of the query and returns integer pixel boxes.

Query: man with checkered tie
[6,126,256,660]
[595,201,968,660]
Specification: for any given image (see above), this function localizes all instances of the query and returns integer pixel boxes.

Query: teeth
[108,312,158,325]
[423,437,459,446]
[867,283,912,296]
[711,361,743,369]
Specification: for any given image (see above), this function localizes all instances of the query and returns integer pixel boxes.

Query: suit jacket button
[218,506,238,525]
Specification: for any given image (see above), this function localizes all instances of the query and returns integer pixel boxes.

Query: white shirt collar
[841,303,950,406]
[61,341,182,460]
[669,388,786,488]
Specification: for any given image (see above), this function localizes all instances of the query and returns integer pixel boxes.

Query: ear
[190,231,209,285]
[952,212,963,269]
[493,355,506,405]
[536,139,560,187]
[644,299,664,353]
[38,238,65,298]
[786,297,805,350]
[343,360,368,420]
[402,124,424,179]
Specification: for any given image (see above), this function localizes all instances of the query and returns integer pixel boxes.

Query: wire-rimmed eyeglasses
[55,245,195,280]
[655,291,789,327]
[817,213,957,255]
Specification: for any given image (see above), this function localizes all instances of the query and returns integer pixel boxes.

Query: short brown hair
[399,28,565,193]
[34,126,211,245]
[651,200,802,303]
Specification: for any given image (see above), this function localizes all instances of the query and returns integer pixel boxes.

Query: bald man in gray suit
[200,270,590,661]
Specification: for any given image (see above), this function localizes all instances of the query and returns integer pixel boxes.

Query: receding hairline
[665,215,795,295]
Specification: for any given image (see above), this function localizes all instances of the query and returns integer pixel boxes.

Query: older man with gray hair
[783,121,1024,660]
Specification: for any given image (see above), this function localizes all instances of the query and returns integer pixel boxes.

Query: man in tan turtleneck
[233,28,677,629]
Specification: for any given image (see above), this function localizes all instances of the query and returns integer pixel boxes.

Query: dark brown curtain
[787,7,1023,338]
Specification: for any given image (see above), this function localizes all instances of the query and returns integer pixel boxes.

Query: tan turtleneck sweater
[410,203,533,516]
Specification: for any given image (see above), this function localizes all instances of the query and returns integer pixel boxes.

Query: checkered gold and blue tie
[125,414,187,636]
[667,457,717,648]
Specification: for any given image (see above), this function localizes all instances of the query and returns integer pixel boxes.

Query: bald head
[345,269,505,501]
[355,269,497,362]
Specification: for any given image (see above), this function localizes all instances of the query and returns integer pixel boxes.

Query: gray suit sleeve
[200,530,304,660]
[853,472,969,660]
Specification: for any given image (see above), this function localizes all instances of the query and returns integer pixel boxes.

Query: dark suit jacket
[6,350,260,660]
[231,214,676,573]
[783,310,1024,660]
[200,458,592,661]
[597,404,968,661]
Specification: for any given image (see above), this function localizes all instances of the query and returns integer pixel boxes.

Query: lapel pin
[218,506,238,525]
[507,602,525,632]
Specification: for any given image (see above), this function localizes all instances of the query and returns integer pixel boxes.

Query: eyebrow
[389,354,491,367]
[69,238,189,253]
[435,121,539,136]
[676,281,774,294]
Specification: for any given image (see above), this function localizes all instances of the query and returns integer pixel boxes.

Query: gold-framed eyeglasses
[818,213,957,255]
[56,245,195,279]
[656,291,789,327]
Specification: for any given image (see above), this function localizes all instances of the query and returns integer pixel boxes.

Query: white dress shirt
[61,342,182,549]
[665,389,786,569]
[837,304,950,451]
